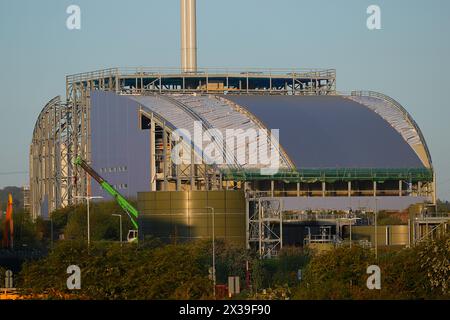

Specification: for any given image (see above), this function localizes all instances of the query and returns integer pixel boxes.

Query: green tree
[250,246,309,294]
[417,236,450,295]
[213,240,253,285]
[293,245,376,300]
[52,201,133,242]
[0,266,6,280]
[0,208,44,249]
[377,211,404,225]
[19,240,214,300]
[377,248,430,299]
[292,235,450,300]
[272,246,309,287]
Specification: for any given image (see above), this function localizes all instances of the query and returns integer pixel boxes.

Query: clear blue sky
[1,0,449,199]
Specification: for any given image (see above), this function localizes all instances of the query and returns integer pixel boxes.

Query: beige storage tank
[138,190,246,245]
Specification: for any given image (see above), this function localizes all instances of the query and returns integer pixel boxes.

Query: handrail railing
[350,90,433,167]
[66,67,119,83]
[67,67,336,83]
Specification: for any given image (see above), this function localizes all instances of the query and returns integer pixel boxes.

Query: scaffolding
[30,96,71,218]
[66,67,337,96]
[247,197,283,258]
[413,213,450,244]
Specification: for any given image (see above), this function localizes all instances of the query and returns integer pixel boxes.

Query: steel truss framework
[247,197,283,258]
[30,96,68,218]
[139,107,220,192]
[66,67,337,96]
[29,91,91,218]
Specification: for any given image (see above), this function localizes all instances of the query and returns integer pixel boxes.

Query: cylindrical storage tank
[137,190,246,245]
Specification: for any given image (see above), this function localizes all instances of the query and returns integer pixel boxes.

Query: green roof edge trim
[220,168,433,183]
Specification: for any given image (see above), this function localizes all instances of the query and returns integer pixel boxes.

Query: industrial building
[29,0,442,256]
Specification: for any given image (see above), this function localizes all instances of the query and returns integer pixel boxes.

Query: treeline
[13,235,450,300]
[0,210,47,249]
[19,240,213,299]
[294,236,450,299]
[16,239,309,300]
[50,201,134,242]
[0,200,135,249]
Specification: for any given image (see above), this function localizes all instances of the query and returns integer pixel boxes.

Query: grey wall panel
[90,91,150,200]
[223,95,424,169]
[282,196,429,212]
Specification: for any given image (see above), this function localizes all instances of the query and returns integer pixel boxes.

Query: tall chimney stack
[181,0,197,73]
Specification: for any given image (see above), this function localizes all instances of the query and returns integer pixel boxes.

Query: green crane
[74,156,138,242]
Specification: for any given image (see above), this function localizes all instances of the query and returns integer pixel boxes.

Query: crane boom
[74,156,139,230]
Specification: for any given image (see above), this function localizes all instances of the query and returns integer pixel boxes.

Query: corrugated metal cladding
[222,95,425,169]
[90,91,151,199]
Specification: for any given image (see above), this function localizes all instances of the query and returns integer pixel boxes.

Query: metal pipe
[87,198,90,247]
[206,207,216,298]
[112,214,123,247]
[74,195,103,248]
[181,0,197,72]
[349,219,352,248]
[375,198,378,260]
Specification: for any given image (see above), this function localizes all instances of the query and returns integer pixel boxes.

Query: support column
[245,199,250,250]
[407,219,411,248]
[373,181,377,197]
[418,181,422,196]
[271,180,275,197]
[163,123,168,191]
[150,115,156,191]
[322,182,326,197]
[190,146,195,190]
[297,182,300,197]
[433,171,437,205]
[399,180,402,197]
[176,164,181,191]
[259,203,263,256]
[205,164,209,190]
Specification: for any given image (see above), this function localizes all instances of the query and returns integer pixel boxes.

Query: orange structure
[2,194,14,249]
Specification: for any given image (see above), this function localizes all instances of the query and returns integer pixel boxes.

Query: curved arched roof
[347,91,432,168]
[222,95,428,169]
[32,96,61,140]
[130,94,292,171]
[117,92,431,171]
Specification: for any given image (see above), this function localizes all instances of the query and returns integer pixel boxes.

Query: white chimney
[181,0,197,73]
